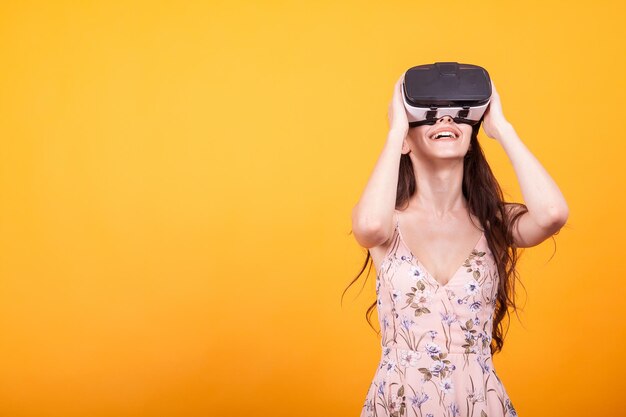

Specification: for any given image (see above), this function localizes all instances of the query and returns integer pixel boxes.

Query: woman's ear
[402,140,411,155]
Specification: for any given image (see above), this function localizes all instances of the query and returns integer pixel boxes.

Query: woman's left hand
[482,81,512,140]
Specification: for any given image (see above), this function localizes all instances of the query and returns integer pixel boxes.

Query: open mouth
[429,131,459,140]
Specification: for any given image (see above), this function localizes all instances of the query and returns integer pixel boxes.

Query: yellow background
[0,1,624,416]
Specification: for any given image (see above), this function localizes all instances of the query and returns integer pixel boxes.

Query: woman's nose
[437,115,454,123]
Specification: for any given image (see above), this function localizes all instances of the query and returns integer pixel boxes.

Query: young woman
[348,74,569,417]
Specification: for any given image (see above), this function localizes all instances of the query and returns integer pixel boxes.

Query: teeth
[433,131,456,139]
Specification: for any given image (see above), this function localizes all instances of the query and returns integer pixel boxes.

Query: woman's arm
[351,75,407,249]
[483,82,570,247]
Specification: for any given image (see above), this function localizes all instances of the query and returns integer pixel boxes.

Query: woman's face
[404,115,474,160]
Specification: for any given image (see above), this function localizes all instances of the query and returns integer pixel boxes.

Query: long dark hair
[343,123,548,355]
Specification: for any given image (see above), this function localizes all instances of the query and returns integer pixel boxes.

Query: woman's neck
[410,164,467,218]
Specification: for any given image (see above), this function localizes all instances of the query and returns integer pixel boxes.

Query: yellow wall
[0,1,623,416]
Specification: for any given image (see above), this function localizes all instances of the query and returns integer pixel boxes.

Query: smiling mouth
[430,131,459,140]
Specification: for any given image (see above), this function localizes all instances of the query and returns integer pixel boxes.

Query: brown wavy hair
[343,123,547,355]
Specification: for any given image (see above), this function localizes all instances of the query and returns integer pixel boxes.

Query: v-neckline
[395,213,485,289]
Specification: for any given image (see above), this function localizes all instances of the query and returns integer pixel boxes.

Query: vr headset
[402,62,492,128]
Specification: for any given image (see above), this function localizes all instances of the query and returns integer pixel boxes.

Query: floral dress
[360,212,518,417]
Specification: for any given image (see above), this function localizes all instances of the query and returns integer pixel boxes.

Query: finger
[397,73,406,91]
[396,77,404,94]
[394,77,404,101]
[491,81,499,95]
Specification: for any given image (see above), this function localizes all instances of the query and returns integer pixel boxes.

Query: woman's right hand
[387,74,409,136]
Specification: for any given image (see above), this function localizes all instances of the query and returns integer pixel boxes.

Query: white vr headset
[402,62,492,127]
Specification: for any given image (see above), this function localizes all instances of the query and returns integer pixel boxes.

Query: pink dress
[360,212,518,417]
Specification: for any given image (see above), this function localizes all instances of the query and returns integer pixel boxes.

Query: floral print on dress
[361,212,518,417]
